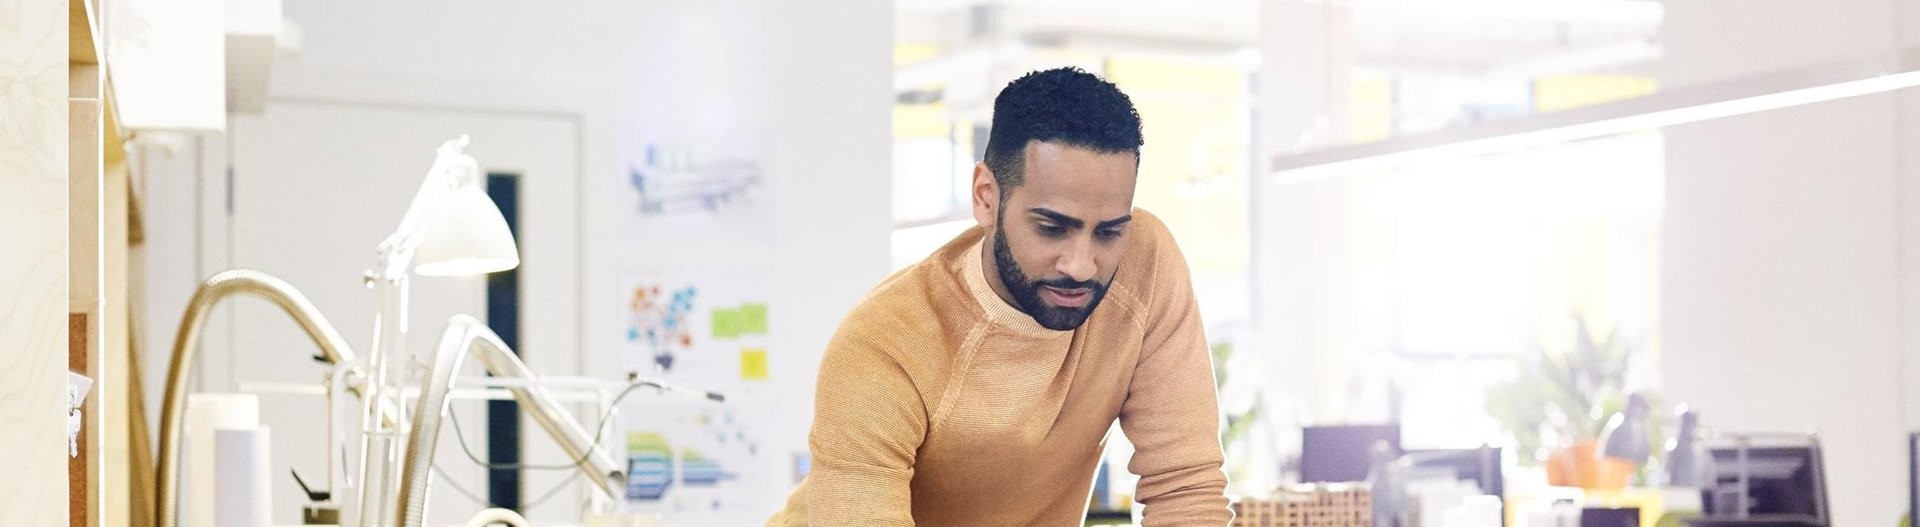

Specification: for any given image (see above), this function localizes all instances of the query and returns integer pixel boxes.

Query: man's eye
[1095,229,1122,241]
[1038,224,1068,237]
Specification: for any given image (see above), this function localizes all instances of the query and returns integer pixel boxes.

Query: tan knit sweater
[766,209,1230,526]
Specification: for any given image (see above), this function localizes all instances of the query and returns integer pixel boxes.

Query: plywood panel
[101,157,131,527]
[71,95,100,313]
[69,94,101,527]
[0,0,73,523]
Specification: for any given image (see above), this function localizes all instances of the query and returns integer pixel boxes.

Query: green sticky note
[712,308,739,339]
[739,303,768,335]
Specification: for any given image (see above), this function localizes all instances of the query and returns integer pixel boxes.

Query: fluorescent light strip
[1274,67,1920,184]
[1486,41,1663,79]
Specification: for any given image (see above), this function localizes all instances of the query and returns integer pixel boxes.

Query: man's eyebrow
[1029,208,1133,230]
[1095,214,1133,230]
[1028,208,1084,229]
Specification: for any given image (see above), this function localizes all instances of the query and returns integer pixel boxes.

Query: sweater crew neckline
[961,239,1072,339]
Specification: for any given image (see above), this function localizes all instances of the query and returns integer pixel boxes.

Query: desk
[1086,509,1132,525]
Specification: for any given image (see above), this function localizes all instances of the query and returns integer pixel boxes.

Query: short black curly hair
[983,67,1143,199]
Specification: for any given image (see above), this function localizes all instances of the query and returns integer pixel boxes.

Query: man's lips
[1040,285,1093,308]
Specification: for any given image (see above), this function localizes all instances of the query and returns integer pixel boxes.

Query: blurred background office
[6,0,1920,525]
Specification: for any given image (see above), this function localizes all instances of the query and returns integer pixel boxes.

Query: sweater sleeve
[805,325,926,526]
[1119,222,1233,526]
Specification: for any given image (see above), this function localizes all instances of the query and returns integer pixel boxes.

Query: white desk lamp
[157,136,645,527]
[394,135,519,278]
[349,135,521,526]
[157,138,513,527]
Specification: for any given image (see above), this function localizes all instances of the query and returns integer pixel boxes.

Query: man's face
[982,142,1137,331]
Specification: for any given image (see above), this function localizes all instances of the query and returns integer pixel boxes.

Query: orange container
[1544,440,1634,490]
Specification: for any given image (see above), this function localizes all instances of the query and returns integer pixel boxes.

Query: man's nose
[1055,235,1097,283]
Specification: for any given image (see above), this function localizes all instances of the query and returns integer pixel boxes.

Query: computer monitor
[1687,434,1828,527]
[1405,446,1504,498]
[1301,424,1400,483]
[1371,445,1508,527]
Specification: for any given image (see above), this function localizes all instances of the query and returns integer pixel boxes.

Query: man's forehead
[1021,141,1138,166]
[1017,142,1135,185]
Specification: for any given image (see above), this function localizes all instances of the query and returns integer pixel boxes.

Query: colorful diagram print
[622,409,758,504]
[680,449,733,487]
[628,285,697,372]
[682,409,752,488]
[627,144,764,216]
[626,432,674,501]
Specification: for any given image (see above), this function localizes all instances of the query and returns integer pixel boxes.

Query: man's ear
[971,161,998,229]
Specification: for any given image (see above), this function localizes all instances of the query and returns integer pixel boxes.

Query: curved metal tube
[395,314,624,527]
[156,270,364,527]
[464,508,531,527]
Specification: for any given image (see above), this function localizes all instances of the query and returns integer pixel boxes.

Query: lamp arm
[155,269,397,527]
[394,315,626,527]
[373,135,479,282]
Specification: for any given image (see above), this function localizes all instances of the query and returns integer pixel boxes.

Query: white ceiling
[896,0,1664,80]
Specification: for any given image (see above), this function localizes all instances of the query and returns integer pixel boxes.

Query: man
[768,67,1229,526]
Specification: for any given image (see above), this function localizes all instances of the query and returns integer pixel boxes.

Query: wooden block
[1232,484,1372,527]
[69,314,87,527]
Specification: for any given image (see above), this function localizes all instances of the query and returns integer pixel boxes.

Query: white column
[1256,0,1361,421]
[1659,1,1908,523]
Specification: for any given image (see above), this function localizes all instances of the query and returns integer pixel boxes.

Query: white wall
[140,0,891,523]
[1659,1,1915,524]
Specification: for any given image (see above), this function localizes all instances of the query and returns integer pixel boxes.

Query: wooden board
[69,314,88,527]
[0,0,74,523]
[70,89,102,527]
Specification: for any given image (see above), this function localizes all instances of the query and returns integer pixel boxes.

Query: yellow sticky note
[739,348,768,380]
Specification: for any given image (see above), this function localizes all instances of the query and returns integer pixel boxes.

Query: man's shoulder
[1110,207,1187,302]
[859,221,985,316]
[830,245,976,360]
[1121,208,1180,267]
[845,262,942,324]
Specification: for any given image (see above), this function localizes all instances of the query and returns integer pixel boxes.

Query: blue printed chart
[625,432,674,501]
[621,400,769,518]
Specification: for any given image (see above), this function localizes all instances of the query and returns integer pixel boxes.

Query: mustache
[1031,276,1104,291]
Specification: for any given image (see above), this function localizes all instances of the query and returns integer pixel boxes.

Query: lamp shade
[412,182,520,276]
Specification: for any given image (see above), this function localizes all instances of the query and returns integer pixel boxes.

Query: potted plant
[1484,315,1659,489]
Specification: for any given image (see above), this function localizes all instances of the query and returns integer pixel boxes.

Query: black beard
[992,221,1109,331]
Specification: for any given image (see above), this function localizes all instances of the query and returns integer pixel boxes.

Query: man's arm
[806,326,926,525]
[1118,226,1232,525]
